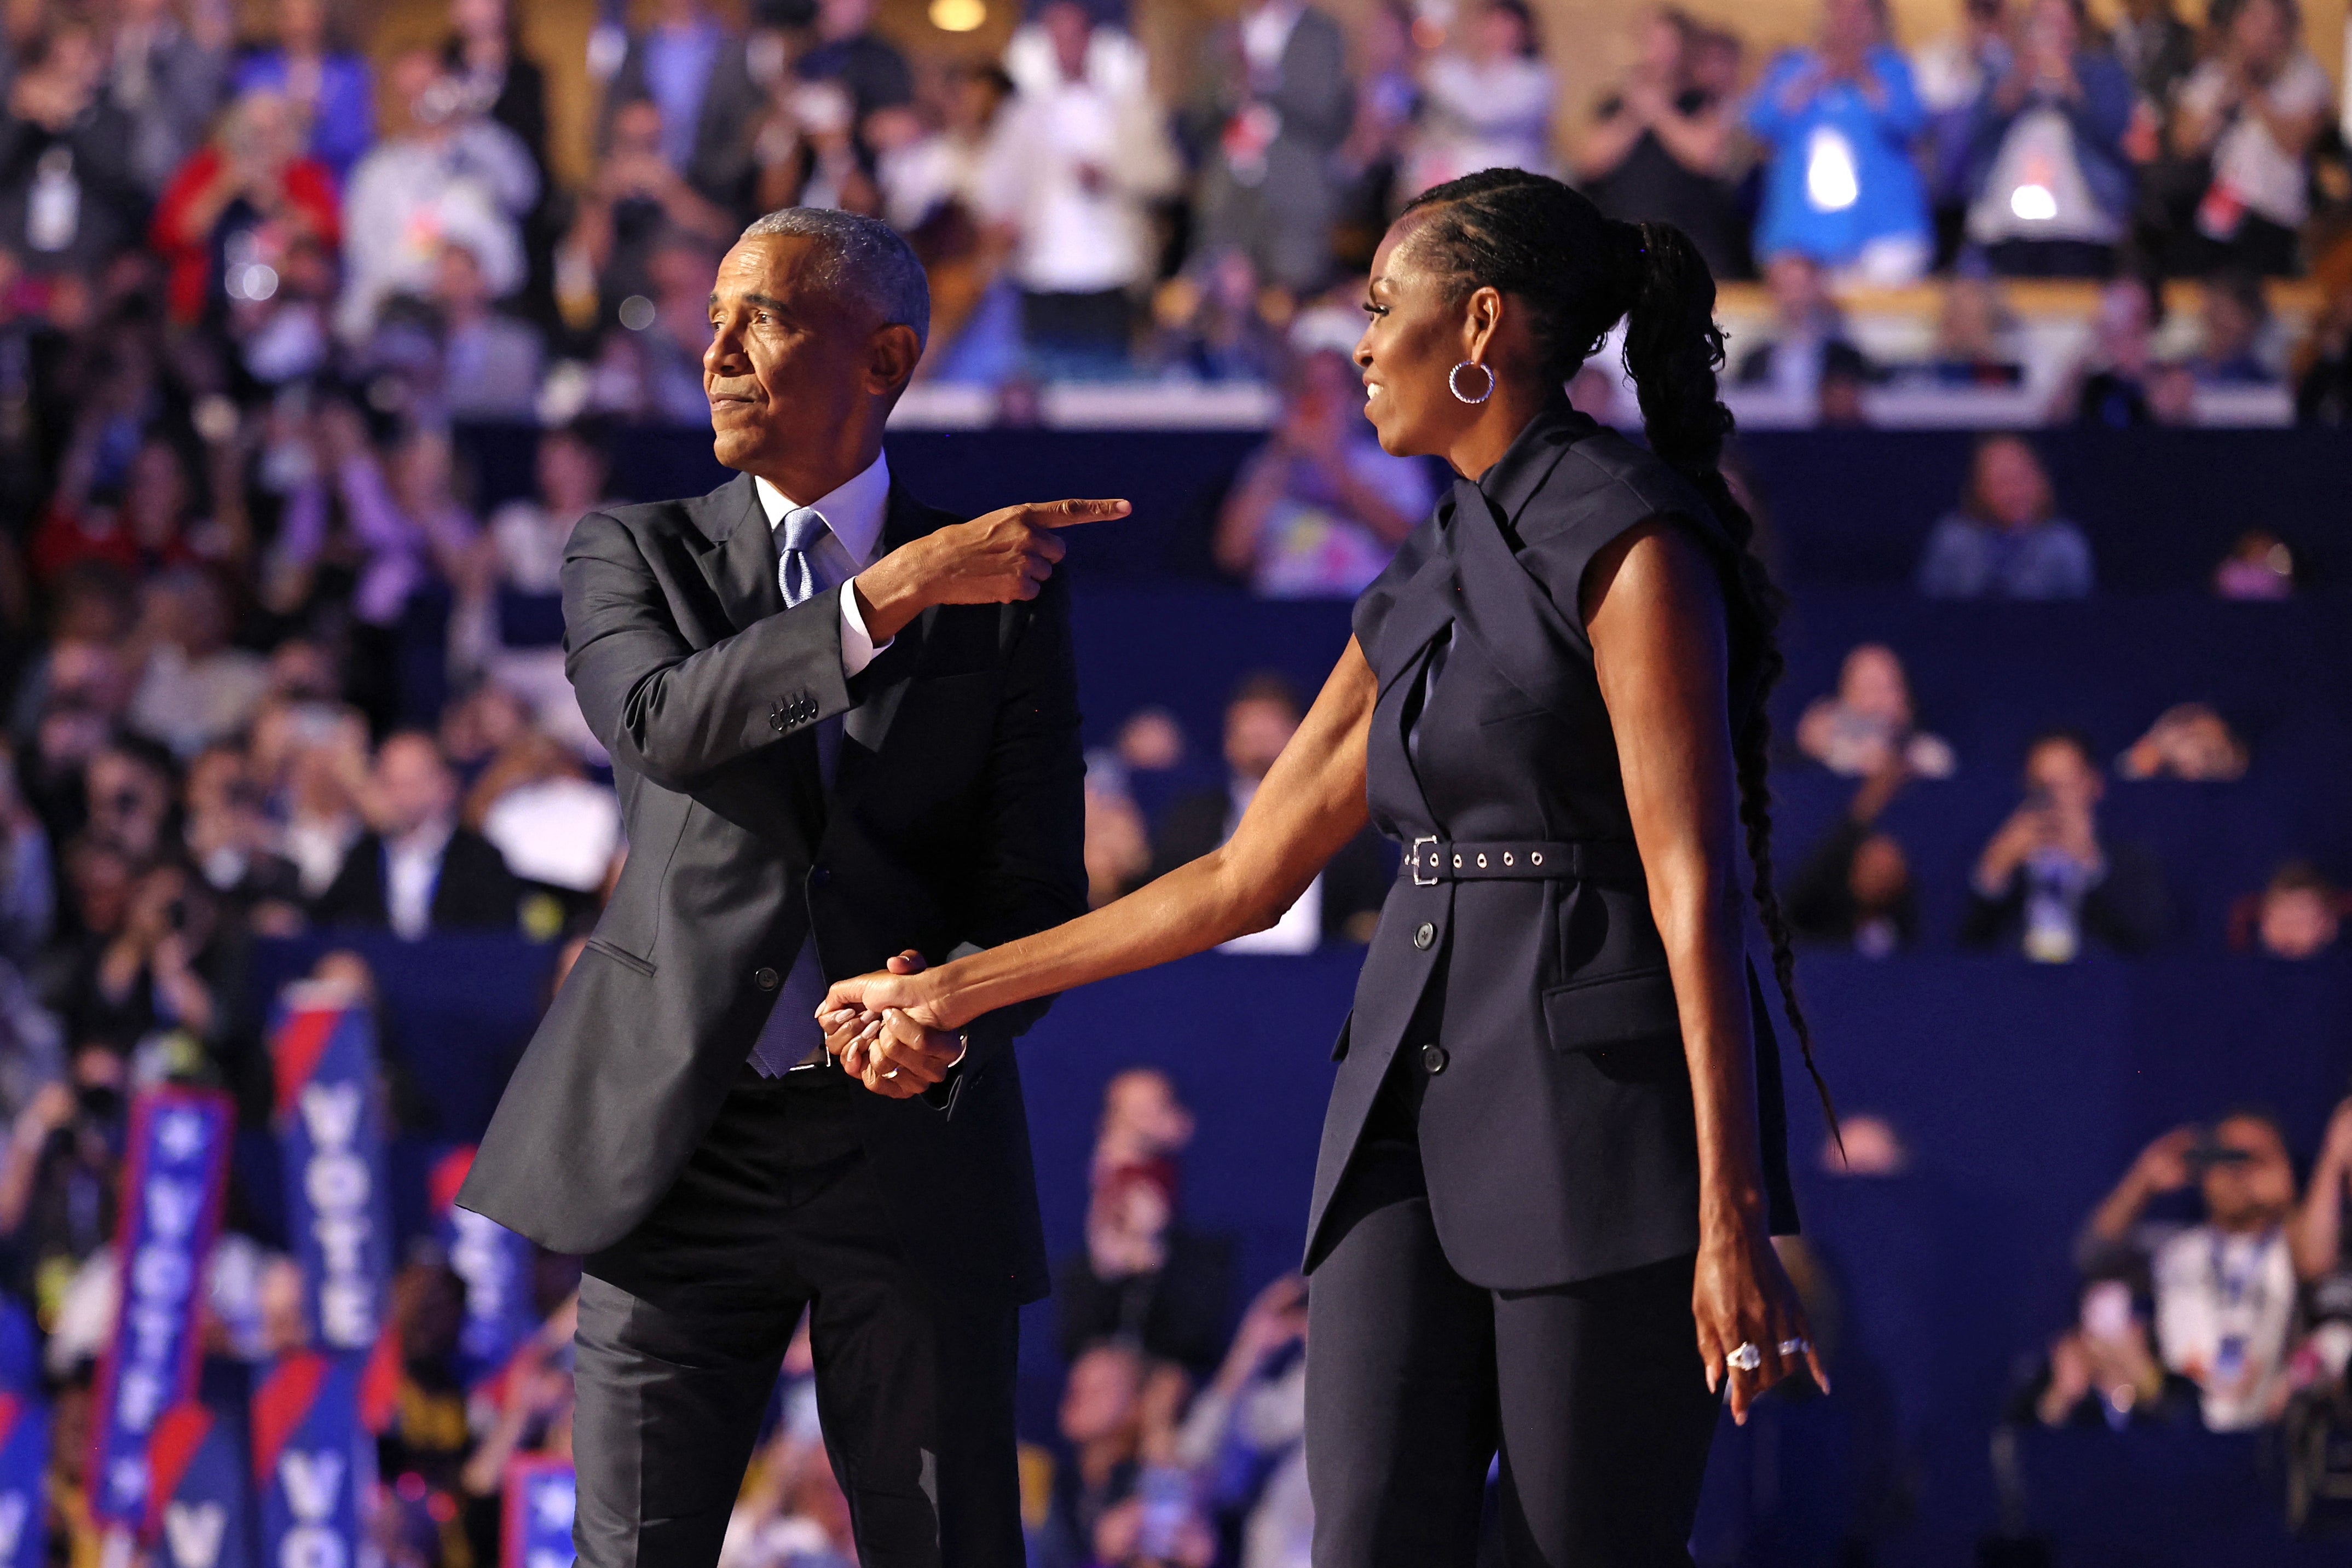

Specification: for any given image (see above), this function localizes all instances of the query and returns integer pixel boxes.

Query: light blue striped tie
[779,506,830,606]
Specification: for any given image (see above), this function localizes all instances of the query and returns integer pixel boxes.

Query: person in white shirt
[978,1,1178,375]
[338,48,538,340]
[2087,1112,2302,1431]
[2167,0,2333,275]
[1400,0,1557,200]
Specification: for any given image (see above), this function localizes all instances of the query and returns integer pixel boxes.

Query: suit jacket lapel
[694,473,785,635]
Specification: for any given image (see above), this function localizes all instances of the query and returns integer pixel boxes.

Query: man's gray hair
[740,207,930,351]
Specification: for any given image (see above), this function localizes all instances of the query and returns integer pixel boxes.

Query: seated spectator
[314,731,523,938]
[1152,674,1390,948]
[125,570,269,759]
[1146,250,1285,384]
[1400,0,1556,201]
[2212,526,2297,598]
[2117,701,2248,781]
[2165,0,2331,276]
[1216,349,1433,598]
[181,741,303,931]
[1962,729,2169,958]
[1580,9,1746,280]
[1036,1341,1148,1568]
[1905,271,2026,386]
[0,1044,128,1312]
[1798,643,1957,779]
[2291,269,2352,424]
[149,88,340,327]
[2084,1113,2299,1430]
[1170,1274,1311,1568]
[233,0,375,181]
[1963,0,2135,277]
[1082,755,1154,909]
[1734,253,1863,403]
[593,0,762,207]
[0,22,146,277]
[1917,432,2094,599]
[2055,273,2163,426]
[51,857,226,1057]
[338,48,538,342]
[2228,860,2343,958]
[1816,341,1876,425]
[978,0,1180,378]
[1788,759,1918,957]
[1091,1065,1198,1187]
[1744,0,1932,285]
[429,240,545,421]
[2188,270,2276,384]
[1057,1158,1233,1385]
[2009,1275,2203,1430]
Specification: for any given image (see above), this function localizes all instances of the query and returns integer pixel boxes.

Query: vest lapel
[1447,478,1590,720]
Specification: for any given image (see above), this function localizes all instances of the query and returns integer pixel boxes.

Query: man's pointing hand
[852,498,1130,644]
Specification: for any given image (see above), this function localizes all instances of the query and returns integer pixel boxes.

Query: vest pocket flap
[1542,966,1680,1054]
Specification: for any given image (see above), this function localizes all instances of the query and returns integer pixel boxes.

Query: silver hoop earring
[1449,360,1495,404]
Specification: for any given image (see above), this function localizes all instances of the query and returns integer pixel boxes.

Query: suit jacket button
[1413,921,1435,950]
[1421,1043,1448,1074]
[754,967,780,990]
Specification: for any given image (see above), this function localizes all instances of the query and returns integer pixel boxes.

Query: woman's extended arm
[823,640,1380,1034]
[1584,519,1825,1421]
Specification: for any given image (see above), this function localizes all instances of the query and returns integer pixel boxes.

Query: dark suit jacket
[1959,839,2171,955]
[311,827,523,934]
[1151,786,1391,944]
[459,474,1087,1304]
[592,34,765,208]
[1310,404,1798,1289]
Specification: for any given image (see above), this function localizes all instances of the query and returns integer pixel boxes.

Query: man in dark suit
[311,732,521,935]
[459,207,1117,1568]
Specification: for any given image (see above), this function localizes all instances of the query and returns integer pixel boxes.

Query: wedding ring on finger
[1726,1341,1762,1374]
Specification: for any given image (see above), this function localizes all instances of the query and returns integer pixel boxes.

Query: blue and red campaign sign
[253,1351,371,1568]
[431,1147,538,1391]
[270,999,394,1356]
[0,1393,48,1568]
[146,1404,253,1568]
[88,1088,234,1527]
[501,1455,576,1568]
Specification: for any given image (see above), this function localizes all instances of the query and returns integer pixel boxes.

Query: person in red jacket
[151,88,339,325]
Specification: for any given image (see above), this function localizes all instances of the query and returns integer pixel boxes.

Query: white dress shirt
[384,818,455,941]
[753,451,895,673]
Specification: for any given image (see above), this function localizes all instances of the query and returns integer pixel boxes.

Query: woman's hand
[1694,1220,1828,1424]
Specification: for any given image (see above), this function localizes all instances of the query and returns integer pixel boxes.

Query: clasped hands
[816,951,963,1099]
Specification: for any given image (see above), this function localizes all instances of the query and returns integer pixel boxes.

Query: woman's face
[1355,221,1476,458]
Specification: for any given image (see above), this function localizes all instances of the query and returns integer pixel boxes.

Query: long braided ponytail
[1399,170,1840,1145]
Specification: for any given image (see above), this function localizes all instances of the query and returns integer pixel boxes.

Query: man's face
[1224,697,1299,784]
[2260,889,2338,960]
[2202,1115,2295,1231]
[372,737,455,838]
[703,236,911,477]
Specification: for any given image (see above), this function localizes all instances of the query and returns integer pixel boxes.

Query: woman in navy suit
[827,168,1836,1565]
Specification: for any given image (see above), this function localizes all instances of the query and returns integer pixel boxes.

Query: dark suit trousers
[1304,1058,1721,1568]
[574,1067,1021,1568]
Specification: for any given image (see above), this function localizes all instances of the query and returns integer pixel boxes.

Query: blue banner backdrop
[270,1000,395,1356]
[87,1089,234,1528]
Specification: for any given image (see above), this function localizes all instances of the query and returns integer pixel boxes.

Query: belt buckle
[1411,835,1440,887]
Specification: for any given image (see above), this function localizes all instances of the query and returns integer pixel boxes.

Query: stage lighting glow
[930,0,986,31]
[1804,128,1858,212]
[2010,183,2058,222]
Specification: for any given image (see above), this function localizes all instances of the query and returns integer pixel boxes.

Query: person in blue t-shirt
[1746,0,1933,283]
